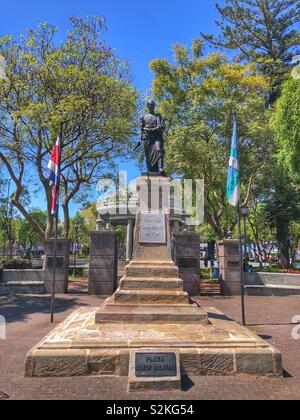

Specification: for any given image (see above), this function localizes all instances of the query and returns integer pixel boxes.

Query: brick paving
[0,281,300,400]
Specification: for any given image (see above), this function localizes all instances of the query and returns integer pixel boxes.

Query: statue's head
[147,99,155,113]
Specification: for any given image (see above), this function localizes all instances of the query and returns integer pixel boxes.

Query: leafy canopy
[0,16,138,239]
[273,77,300,181]
[150,41,272,238]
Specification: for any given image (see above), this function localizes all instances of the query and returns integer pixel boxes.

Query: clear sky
[0,0,223,216]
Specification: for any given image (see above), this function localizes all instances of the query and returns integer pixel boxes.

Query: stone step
[119,277,183,291]
[95,303,209,323]
[113,289,189,304]
[125,264,179,278]
[127,261,175,266]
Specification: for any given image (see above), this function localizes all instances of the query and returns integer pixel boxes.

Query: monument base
[25,305,282,378]
[25,175,282,385]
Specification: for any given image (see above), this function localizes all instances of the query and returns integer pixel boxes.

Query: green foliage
[202,0,300,103]
[0,258,32,270]
[69,203,98,255]
[150,43,272,238]
[0,16,138,239]
[114,225,127,243]
[15,210,47,246]
[273,78,300,180]
[69,213,90,255]
[68,267,86,277]
[200,0,300,267]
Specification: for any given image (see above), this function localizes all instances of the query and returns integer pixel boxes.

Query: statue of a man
[137,100,166,174]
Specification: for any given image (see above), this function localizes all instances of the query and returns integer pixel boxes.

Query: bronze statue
[136,100,166,174]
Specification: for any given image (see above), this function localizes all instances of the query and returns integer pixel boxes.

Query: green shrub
[68,267,86,277]
[0,258,32,270]
[0,258,32,281]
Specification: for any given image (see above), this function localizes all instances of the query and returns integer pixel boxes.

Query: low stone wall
[0,282,45,295]
[0,269,45,295]
[244,272,300,297]
[245,272,300,287]
[1,269,44,283]
[221,270,300,296]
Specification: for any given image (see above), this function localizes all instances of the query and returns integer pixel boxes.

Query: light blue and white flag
[226,113,240,207]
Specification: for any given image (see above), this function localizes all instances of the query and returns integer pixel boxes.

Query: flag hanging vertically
[226,113,240,207]
[47,135,61,217]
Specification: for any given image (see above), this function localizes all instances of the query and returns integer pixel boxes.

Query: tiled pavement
[0,281,300,400]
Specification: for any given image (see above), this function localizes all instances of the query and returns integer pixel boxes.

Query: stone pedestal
[25,177,283,382]
[88,231,117,295]
[44,239,69,294]
[173,233,201,296]
[96,176,208,324]
[218,239,242,296]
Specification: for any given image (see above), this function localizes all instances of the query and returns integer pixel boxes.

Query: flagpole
[237,204,246,327]
[227,111,246,326]
[234,109,246,327]
[50,123,63,324]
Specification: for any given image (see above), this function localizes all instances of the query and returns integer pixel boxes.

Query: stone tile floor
[0,281,300,400]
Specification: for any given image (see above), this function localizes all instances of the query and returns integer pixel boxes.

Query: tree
[202,0,300,103]
[202,0,300,267]
[273,77,300,180]
[15,209,47,257]
[0,16,138,241]
[264,171,300,267]
[68,204,97,256]
[0,174,14,256]
[150,42,272,238]
[246,160,300,267]
[246,195,278,266]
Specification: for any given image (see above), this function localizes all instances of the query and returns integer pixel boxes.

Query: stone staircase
[95,260,208,324]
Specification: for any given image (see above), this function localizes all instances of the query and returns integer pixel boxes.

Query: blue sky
[0,0,223,216]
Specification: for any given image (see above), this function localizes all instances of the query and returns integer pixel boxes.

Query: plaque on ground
[139,212,166,244]
[128,349,181,392]
[135,352,177,377]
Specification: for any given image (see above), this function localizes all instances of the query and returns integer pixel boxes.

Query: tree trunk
[11,198,45,240]
[276,216,290,268]
[45,213,54,239]
[62,201,70,239]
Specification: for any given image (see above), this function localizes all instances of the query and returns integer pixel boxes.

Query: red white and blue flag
[47,135,61,217]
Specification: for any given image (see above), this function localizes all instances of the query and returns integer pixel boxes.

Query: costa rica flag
[47,135,61,217]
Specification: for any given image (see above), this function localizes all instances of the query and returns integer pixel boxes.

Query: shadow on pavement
[0,295,87,324]
[283,369,293,378]
[258,334,273,340]
[181,375,195,391]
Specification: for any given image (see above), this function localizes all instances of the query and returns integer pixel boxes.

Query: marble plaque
[139,212,166,244]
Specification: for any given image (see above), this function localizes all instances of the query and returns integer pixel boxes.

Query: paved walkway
[0,285,300,400]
